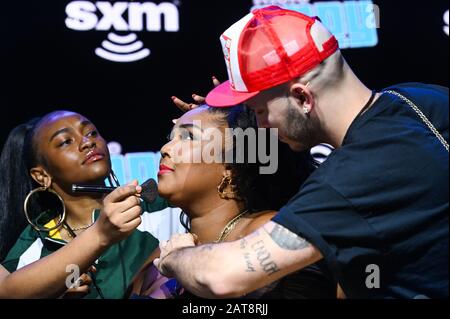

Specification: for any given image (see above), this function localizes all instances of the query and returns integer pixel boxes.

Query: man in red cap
[156,6,449,298]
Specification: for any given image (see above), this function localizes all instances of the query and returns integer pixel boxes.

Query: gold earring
[23,185,66,232]
[217,176,237,200]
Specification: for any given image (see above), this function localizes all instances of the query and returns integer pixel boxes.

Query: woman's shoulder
[241,210,278,236]
[1,225,43,272]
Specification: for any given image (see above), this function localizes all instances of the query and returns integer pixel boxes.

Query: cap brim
[206,81,260,107]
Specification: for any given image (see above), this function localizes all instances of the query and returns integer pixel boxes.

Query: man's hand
[154,233,198,277]
[171,76,221,114]
[142,222,324,299]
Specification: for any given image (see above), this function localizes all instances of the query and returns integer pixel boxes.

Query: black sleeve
[272,179,384,293]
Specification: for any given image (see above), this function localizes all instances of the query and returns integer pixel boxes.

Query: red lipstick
[158,164,175,176]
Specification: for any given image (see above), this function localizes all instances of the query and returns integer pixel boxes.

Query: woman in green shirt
[0,110,164,298]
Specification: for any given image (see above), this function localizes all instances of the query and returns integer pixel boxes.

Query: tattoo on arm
[200,244,214,252]
[267,224,311,251]
[243,253,256,273]
[251,241,280,276]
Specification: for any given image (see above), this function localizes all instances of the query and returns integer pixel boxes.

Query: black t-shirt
[273,83,449,299]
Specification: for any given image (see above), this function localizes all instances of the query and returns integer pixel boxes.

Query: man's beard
[284,98,320,151]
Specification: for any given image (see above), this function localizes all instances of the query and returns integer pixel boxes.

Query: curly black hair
[180,104,316,231]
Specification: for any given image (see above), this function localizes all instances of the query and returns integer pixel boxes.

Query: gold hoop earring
[24,186,66,232]
[217,176,238,200]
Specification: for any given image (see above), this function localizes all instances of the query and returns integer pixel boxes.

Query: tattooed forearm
[240,238,248,250]
[240,238,257,272]
[200,244,214,252]
[251,241,280,275]
[243,253,256,272]
[267,224,311,251]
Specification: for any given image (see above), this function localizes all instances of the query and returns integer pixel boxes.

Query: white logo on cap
[65,1,180,63]
[222,35,236,89]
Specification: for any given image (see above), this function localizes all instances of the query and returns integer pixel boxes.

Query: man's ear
[30,167,52,188]
[290,82,315,115]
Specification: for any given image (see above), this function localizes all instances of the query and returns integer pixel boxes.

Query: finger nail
[171,96,177,100]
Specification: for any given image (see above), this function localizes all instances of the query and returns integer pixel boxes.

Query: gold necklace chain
[60,209,97,237]
[214,210,249,243]
[383,90,449,152]
[62,221,94,239]
[68,222,94,232]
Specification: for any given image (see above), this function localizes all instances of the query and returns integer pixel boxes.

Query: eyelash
[57,131,98,147]
[167,132,194,141]
[87,130,98,137]
[59,139,73,147]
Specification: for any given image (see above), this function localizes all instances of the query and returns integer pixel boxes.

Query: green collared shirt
[2,196,168,299]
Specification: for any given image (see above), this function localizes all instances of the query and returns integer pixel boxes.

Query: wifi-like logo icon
[95,32,150,63]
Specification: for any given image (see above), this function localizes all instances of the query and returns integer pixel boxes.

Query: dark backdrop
[1,0,448,152]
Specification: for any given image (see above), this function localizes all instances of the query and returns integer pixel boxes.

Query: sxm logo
[65,1,180,63]
[252,0,379,49]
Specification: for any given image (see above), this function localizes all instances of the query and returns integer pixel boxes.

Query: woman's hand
[171,76,221,115]
[60,272,93,299]
[92,180,143,247]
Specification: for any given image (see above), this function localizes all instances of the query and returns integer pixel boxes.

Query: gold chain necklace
[62,222,94,239]
[69,222,94,232]
[214,210,249,243]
